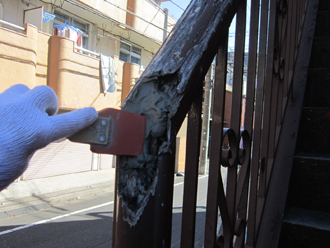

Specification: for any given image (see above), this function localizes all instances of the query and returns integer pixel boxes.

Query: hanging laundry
[53,21,83,48]
[67,27,77,42]
[100,54,116,93]
[76,33,82,47]
[43,12,55,23]
[53,27,66,36]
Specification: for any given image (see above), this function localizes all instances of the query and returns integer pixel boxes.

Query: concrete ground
[0,169,116,219]
[0,168,213,247]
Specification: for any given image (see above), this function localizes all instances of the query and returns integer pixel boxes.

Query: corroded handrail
[112,0,242,247]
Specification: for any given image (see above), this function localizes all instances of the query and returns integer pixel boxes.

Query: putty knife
[68,108,146,156]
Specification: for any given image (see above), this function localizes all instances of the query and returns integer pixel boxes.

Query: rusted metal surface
[255,0,279,235]
[204,30,230,248]
[225,3,247,245]
[204,0,310,247]
[112,0,314,247]
[113,146,176,247]
[112,0,241,247]
[256,0,319,246]
[246,0,270,245]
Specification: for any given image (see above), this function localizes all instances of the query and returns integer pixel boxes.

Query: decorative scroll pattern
[180,0,309,247]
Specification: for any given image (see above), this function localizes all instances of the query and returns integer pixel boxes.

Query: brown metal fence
[204,0,309,247]
[199,0,309,247]
[112,0,314,247]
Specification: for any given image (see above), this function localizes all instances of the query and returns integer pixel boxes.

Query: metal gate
[111,0,317,247]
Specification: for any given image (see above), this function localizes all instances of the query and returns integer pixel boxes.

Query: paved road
[0,176,209,248]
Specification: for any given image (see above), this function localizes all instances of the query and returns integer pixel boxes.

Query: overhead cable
[52,8,155,58]
[103,0,167,32]
[38,0,164,44]
[168,0,185,11]
[24,0,156,58]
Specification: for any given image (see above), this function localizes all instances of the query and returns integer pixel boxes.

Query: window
[119,42,142,65]
[53,11,89,50]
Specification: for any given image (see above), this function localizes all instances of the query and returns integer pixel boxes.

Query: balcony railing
[74,46,100,58]
[0,19,25,32]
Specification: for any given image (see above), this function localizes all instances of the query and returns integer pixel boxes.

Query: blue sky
[161,0,251,51]
[161,0,191,20]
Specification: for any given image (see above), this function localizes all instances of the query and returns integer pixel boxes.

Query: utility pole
[199,64,213,175]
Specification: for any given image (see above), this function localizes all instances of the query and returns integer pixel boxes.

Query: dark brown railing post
[180,84,203,248]
[204,30,230,248]
[226,1,246,244]
[246,0,270,246]
[112,149,176,247]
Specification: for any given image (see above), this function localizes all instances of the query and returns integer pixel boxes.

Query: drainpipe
[163,8,168,42]
[93,24,97,52]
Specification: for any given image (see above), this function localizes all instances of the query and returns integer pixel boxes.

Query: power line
[102,0,167,32]
[168,0,185,11]
[32,0,156,58]
[54,11,155,58]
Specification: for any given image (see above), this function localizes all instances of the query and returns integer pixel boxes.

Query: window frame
[53,10,89,50]
[119,42,142,65]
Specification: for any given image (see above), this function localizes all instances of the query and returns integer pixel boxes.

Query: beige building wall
[0,0,177,89]
[0,1,26,28]
[176,137,187,173]
[79,0,128,24]
[76,0,174,43]
[0,0,184,180]
[0,21,143,110]
[0,24,39,92]
[175,117,189,173]
[127,0,164,42]
[35,30,51,86]
[0,21,140,111]
[0,0,52,33]
[48,35,101,109]
[122,62,141,102]
[95,32,118,57]
[0,23,124,180]
[113,57,125,106]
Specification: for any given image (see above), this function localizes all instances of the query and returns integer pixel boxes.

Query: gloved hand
[0,84,98,191]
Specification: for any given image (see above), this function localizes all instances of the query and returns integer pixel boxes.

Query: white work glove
[0,84,98,191]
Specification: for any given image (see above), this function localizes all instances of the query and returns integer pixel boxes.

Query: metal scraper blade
[69,108,146,156]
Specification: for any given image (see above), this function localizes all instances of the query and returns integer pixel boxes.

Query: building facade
[0,0,176,180]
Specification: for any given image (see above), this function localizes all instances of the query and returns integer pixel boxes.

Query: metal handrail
[0,19,25,31]
[74,46,100,57]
